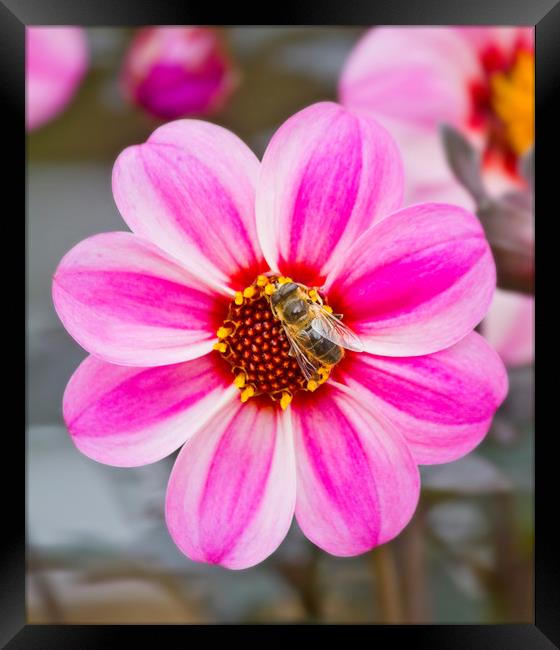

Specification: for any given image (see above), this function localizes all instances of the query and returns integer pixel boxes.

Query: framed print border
[6,0,556,645]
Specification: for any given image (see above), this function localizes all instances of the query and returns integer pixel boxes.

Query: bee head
[270,281,298,307]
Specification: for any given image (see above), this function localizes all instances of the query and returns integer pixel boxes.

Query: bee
[269,281,364,381]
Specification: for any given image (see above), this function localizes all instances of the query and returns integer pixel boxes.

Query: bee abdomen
[304,326,343,364]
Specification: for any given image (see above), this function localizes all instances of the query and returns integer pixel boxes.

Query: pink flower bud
[121,27,237,120]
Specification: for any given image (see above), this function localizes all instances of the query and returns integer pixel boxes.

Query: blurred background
[26,27,534,624]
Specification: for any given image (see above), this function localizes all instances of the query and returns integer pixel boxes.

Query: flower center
[214,274,334,409]
[468,46,534,178]
[489,50,534,157]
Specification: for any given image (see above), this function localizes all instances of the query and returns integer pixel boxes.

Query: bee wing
[310,306,365,353]
[283,326,323,381]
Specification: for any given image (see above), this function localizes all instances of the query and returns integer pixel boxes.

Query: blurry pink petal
[64,354,235,467]
[255,102,404,285]
[325,202,495,356]
[121,27,236,120]
[26,27,88,131]
[457,26,534,53]
[382,124,476,208]
[112,120,263,291]
[166,401,295,569]
[337,333,508,465]
[292,384,419,556]
[339,28,479,132]
[52,232,221,366]
[482,289,534,366]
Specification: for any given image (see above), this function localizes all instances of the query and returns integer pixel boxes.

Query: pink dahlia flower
[121,27,237,120]
[339,27,534,366]
[53,102,507,569]
[26,27,89,131]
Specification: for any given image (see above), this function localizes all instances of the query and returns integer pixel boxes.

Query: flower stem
[370,543,404,623]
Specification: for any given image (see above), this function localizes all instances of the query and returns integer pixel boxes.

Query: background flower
[339,27,534,366]
[121,27,237,120]
[26,27,89,131]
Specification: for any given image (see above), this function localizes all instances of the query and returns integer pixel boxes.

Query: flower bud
[121,27,237,120]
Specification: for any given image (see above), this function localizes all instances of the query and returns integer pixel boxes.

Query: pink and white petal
[456,26,534,55]
[256,101,404,285]
[325,203,496,357]
[384,123,475,209]
[64,353,236,467]
[292,384,419,556]
[112,119,264,292]
[339,28,481,132]
[166,400,295,569]
[53,232,221,366]
[336,332,508,465]
[482,289,534,367]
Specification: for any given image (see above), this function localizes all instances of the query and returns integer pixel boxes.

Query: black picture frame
[7,0,555,645]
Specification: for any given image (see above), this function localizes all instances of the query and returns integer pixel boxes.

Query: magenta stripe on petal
[337,332,508,464]
[64,354,235,467]
[166,401,295,569]
[325,202,496,357]
[112,119,263,290]
[52,232,219,366]
[292,385,419,556]
[256,102,404,285]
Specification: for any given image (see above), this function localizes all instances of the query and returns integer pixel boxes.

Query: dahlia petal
[52,232,220,366]
[166,400,295,569]
[292,384,419,556]
[337,332,508,465]
[325,202,496,356]
[63,354,235,467]
[482,289,534,367]
[255,101,404,285]
[383,123,475,208]
[457,26,534,54]
[112,119,263,291]
[339,28,480,132]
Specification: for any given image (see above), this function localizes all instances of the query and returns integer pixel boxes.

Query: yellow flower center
[214,274,333,409]
[490,50,534,156]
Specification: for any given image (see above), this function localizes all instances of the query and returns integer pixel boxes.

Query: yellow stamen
[233,373,246,388]
[490,50,534,155]
[308,289,319,302]
[216,326,232,339]
[264,283,276,296]
[307,379,319,392]
[277,276,293,284]
[243,286,256,299]
[280,392,292,411]
[256,275,269,286]
[234,291,244,305]
[213,342,227,353]
[323,304,333,313]
[240,385,255,402]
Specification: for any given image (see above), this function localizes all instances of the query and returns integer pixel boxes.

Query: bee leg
[288,348,296,357]
[333,313,343,320]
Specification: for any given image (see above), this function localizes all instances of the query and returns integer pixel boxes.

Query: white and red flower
[339,27,534,366]
[53,102,507,569]
[26,27,89,131]
[121,27,237,120]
